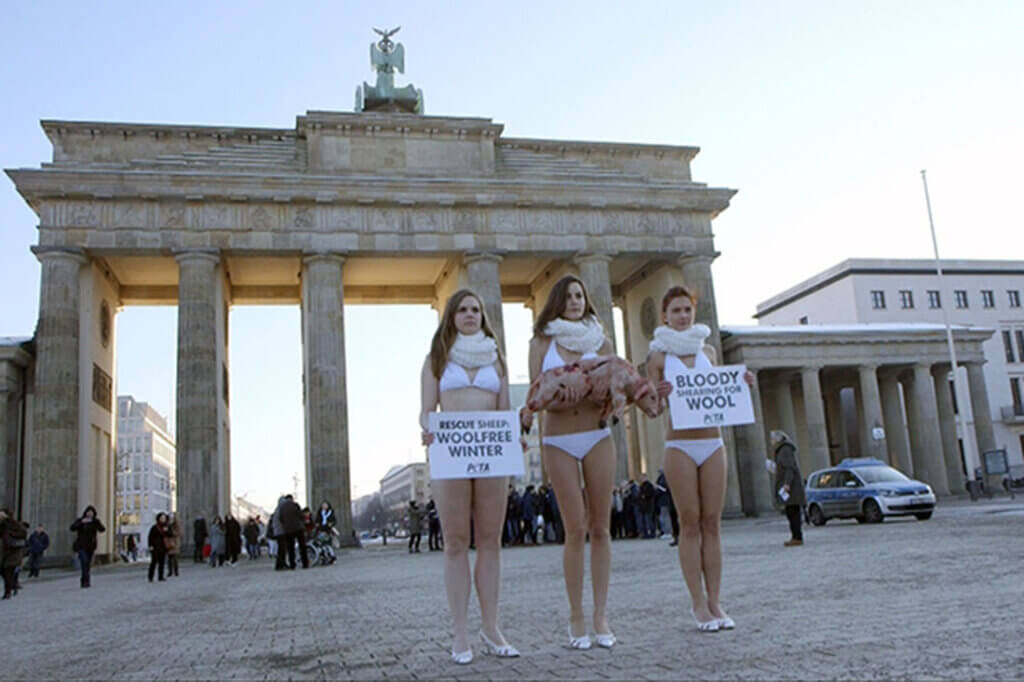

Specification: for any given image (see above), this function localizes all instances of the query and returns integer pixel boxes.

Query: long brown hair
[430,289,506,378]
[533,275,598,337]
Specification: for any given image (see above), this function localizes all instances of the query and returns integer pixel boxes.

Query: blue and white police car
[805,458,937,525]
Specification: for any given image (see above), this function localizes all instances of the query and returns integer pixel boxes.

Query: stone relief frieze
[369,208,400,234]
[327,206,364,232]
[249,205,274,230]
[67,201,99,227]
[452,209,480,234]
[160,203,186,228]
[114,202,145,228]
[201,203,231,229]
[568,210,597,234]
[491,209,520,233]
[530,209,559,235]
[410,209,445,233]
[292,206,314,229]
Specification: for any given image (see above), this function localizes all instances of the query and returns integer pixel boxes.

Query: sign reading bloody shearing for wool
[668,364,755,430]
[427,411,525,479]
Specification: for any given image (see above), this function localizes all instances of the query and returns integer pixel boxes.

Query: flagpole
[920,169,979,499]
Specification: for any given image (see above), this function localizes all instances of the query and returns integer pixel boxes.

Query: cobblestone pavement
[6,498,1024,680]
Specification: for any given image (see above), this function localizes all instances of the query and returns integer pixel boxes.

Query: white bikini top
[542,340,598,372]
[663,351,712,379]
[439,362,501,393]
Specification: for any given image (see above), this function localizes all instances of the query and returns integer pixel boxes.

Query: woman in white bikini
[523,275,618,650]
[646,286,753,633]
[421,289,520,664]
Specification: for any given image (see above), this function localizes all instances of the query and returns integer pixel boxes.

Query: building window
[870,290,886,309]
[1004,331,1017,363]
[899,290,914,309]
[982,290,995,308]
[799,316,808,325]
[927,290,941,308]
[1010,290,1022,308]
[954,290,968,308]
[1017,330,1024,362]
[1011,378,1023,412]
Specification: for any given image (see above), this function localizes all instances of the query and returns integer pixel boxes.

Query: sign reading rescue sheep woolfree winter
[667,364,755,430]
[427,411,525,479]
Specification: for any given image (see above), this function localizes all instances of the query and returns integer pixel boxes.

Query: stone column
[30,247,88,563]
[858,364,888,462]
[906,363,950,495]
[965,362,997,455]
[800,366,830,473]
[932,365,965,493]
[774,376,798,442]
[574,253,629,483]
[175,250,222,552]
[879,371,911,473]
[301,253,355,545]
[734,370,773,515]
[463,252,506,353]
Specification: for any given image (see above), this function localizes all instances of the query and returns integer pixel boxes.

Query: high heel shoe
[593,631,617,648]
[691,608,720,633]
[480,630,520,657]
[568,624,592,650]
[450,648,473,665]
[716,615,736,630]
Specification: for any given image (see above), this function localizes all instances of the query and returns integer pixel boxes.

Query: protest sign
[427,411,524,479]
[667,364,754,430]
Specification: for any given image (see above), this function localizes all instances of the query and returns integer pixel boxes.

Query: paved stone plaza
[6,499,1023,680]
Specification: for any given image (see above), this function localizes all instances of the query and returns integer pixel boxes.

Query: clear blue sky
[2,1,1021,510]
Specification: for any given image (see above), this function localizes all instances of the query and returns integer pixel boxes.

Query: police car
[805,458,936,525]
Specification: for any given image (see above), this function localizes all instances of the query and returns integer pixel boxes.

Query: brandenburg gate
[4,33,736,560]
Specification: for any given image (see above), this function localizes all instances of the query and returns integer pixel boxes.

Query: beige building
[756,258,1023,471]
[380,462,430,511]
[115,395,176,549]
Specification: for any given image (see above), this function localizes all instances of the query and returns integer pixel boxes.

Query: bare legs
[434,477,512,654]
[663,447,728,624]
[543,437,616,637]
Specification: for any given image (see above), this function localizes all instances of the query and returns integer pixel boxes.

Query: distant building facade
[380,462,429,511]
[115,395,176,550]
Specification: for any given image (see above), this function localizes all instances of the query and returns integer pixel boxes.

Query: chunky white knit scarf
[649,323,710,356]
[449,331,498,368]
[543,315,606,354]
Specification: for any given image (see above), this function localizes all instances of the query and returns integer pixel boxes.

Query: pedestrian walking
[276,495,308,569]
[426,499,443,551]
[407,500,424,553]
[27,524,49,577]
[421,289,520,663]
[646,286,754,632]
[166,514,182,576]
[70,505,105,588]
[522,275,621,649]
[639,474,657,538]
[519,486,538,545]
[610,485,624,539]
[504,486,521,546]
[656,469,679,546]
[0,509,29,598]
[244,518,260,559]
[147,512,169,582]
[192,514,208,563]
[224,513,242,565]
[208,516,226,567]
[126,534,138,562]
[771,430,806,547]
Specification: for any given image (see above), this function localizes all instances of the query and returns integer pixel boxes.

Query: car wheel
[914,512,933,521]
[855,515,868,524]
[863,499,884,523]
[808,505,826,526]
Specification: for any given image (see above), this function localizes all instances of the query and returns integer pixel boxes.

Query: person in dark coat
[276,495,308,569]
[27,524,50,577]
[165,514,182,577]
[193,515,208,563]
[638,474,657,538]
[407,500,424,553]
[1,509,29,598]
[224,513,242,565]
[147,512,169,582]
[70,505,105,588]
[771,430,806,547]
[656,470,679,546]
[244,518,261,560]
[426,499,442,551]
[504,486,520,546]
[519,486,538,544]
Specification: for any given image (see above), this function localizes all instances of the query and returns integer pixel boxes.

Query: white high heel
[451,648,473,665]
[480,630,520,657]
[568,624,592,650]
[691,608,720,633]
[716,614,736,630]
[593,631,617,648]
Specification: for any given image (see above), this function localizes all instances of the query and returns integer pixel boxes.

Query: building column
[574,253,629,484]
[932,365,965,493]
[463,252,506,353]
[906,363,950,495]
[301,253,355,546]
[800,366,830,473]
[175,250,222,552]
[30,247,89,563]
[734,370,773,515]
[879,370,911,473]
[964,362,997,455]
[774,375,799,443]
[858,364,888,462]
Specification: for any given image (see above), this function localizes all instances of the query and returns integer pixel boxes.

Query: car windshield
[854,466,910,483]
